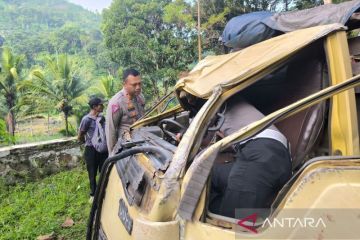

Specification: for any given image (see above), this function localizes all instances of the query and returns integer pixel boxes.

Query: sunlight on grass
[12,115,78,145]
[0,167,90,240]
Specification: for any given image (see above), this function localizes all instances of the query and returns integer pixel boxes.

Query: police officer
[209,96,292,218]
[105,69,145,156]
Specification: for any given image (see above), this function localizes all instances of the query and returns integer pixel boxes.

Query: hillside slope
[0,0,102,65]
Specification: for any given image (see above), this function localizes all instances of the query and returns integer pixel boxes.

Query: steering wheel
[158,119,186,142]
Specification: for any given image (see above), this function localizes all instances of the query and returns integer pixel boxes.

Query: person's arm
[78,131,85,143]
[105,102,122,155]
[78,117,89,143]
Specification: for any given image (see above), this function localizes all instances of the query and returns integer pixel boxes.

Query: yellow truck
[87,3,360,240]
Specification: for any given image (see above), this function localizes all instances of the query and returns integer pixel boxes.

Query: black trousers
[84,146,108,196]
[209,138,292,218]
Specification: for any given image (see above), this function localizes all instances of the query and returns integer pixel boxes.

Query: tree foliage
[0,0,114,141]
[0,0,350,145]
[21,54,89,136]
[0,47,24,136]
[0,0,115,76]
[102,0,197,102]
[88,75,122,101]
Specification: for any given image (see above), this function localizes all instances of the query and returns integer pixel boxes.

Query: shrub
[0,119,15,145]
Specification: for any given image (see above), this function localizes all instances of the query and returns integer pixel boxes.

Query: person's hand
[176,132,183,142]
[77,132,85,143]
[216,131,225,139]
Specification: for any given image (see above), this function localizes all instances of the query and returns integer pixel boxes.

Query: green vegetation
[0,0,351,238]
[0,167,90,240]
[23,54,89,136]
[0,0,113,142]
[0,47,24,136]
[102,0,197,100]
[0,0,345,145]
[0,0,104,68]
[15,132,64,145]
[0,119,14,144]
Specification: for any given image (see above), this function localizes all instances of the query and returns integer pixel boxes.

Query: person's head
[88,97,105,113]
[123,68,142,97]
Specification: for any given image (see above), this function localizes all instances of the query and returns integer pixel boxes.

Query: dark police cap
[88,97,105,108]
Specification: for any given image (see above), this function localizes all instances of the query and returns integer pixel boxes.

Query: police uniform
[209,97,292,218]
[105,88,145,156]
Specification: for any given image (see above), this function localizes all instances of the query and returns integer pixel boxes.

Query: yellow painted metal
[325,31,360,155]
[99,25,360,240]
[131,104,183,128]
[177,72,360,237]
[101,167,134,240]
[182,159,360,240]
[183,221,236,240]
[132,218,179,240]
[174,59,297,193]
[175,24,344,99]
[181,73,360,200]
[146,87,222,223]
[277,159,360,209]
[176,32,360,227]
[133,60,287,222]
[100,168,181,240]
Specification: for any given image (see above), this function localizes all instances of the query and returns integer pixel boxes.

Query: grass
[0,115,78,147]
[14,133,65,145]
[0,167,91,240]
[12,115,77,145]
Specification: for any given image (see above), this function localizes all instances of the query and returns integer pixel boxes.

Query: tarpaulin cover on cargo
[263,0,360,32]
[221,0,360,50]
[221,11,278,49]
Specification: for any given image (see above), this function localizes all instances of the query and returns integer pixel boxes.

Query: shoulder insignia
[112,104,120,114]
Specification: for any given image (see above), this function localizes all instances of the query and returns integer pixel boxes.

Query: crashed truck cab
[88,8,360,240]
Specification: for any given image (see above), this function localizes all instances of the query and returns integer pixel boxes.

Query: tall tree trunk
[5,93,16,136]
[5,111,16,136]
[30,116,33,137]
[47,113,50,136]
[10,110,16,136]
[64,113,69,137]
[164,78,169,96]
[150,79,160,100]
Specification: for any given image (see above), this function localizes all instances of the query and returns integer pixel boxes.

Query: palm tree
[88,74,121,100]
[22,54,89,136]
[0,47,24,136]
